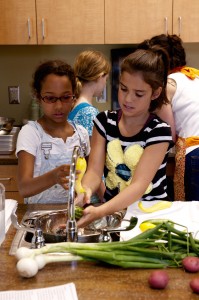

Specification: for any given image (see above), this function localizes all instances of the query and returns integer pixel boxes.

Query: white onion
[34,254,47,270]
[15,247,34,260]
[16,257,39,278]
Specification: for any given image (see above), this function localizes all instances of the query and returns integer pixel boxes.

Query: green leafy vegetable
[15,221,199,278]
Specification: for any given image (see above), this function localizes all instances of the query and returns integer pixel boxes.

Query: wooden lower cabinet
[0,165,23,203]
[0,159,175,204]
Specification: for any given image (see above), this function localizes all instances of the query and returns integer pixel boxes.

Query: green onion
[15,220,199,278]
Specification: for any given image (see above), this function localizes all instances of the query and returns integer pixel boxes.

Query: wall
[0,43,199,125]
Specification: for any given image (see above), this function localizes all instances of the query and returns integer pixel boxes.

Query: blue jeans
[184,147,199,201]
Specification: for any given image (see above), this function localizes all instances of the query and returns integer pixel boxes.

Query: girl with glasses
[16,59,90,204]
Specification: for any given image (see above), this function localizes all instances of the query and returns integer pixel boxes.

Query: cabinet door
[105,0,172,44]
[173,0,199,42]
[0,165,18,191]
[0,0,37,45]
[0,165,24,203]
[36,0,104,44]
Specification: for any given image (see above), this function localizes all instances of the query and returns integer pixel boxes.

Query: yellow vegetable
[139,222,156,232]
[75,157,87,194]
[138,201,172,213]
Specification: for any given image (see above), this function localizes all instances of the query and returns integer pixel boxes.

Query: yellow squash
[139,222,156,232]
[75,157,87,194]
[138,200,172,213]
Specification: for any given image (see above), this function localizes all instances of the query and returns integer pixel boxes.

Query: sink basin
[9,209,127,255]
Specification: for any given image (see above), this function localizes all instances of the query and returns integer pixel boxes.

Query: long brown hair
[121,47,169,112]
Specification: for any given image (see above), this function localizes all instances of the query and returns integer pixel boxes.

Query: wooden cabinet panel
[105,0,173,44]
[1,0,199,45]
[0,0,37,45]
[0,165,18,190]
[36,0,104,44]
[5,192,24,203]
[173,0,199,42]
[0,165,23,203]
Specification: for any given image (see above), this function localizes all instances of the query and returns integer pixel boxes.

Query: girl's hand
[77,205,101,228]
[54,164,70,189]
[74,187,92,207]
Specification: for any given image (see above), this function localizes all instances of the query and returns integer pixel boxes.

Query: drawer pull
[0,177,12,181]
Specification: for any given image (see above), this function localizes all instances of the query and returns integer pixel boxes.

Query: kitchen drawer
[5,191,23,203]
[0,165,18,190]
[0,165,24,203]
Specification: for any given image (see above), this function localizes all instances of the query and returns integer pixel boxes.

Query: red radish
[190,278,199,294]
[148,270,169,289]
[182,256,199,273]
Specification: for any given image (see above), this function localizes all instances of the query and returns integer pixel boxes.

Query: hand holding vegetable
[53,164,71,190]
[77,204,102,228]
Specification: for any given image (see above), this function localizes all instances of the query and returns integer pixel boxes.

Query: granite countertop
[1,203,198,300]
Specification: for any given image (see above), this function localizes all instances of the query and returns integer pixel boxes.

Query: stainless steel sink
[9,209,134,256]
[9,210,52,255]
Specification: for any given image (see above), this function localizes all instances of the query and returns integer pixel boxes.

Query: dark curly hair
[138,34,186,71]
[31,59,76,98]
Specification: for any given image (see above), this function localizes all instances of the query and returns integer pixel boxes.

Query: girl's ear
[151,87,162,100]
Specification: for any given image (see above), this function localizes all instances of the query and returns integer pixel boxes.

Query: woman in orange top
[138,34,199,201]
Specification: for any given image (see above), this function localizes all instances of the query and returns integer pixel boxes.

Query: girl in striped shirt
[77,47,174,228]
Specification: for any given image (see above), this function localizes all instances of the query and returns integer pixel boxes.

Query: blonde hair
[74,50,110,97]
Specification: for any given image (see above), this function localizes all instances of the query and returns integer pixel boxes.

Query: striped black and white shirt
[94,110,173,202]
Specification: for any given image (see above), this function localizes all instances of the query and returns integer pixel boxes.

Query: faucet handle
[31,228,45,249]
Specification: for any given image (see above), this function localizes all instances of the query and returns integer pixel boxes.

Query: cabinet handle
[42,18,45,39]
[164,17,168,35]
[178,16,182,37]
[27,18,31,39]
[0,177,12,181]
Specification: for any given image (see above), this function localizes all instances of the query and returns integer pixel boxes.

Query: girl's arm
[155,78,177,142]
[155,104,176,142]
[81,126,106,200]
[17,150,70,197]
[78,142,169,227]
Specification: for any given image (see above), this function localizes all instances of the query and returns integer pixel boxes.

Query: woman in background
[69,50,111,203]
[68,50,110,137]
[138,34,199,201]
[16,59,90,204]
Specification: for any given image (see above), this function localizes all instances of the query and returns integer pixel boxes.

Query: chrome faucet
[66,146,80,242]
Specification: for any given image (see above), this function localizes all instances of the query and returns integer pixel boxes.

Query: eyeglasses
[40,95,75,104]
